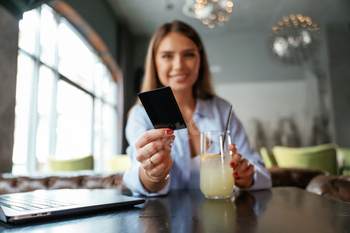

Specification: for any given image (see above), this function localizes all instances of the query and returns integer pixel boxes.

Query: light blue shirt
[123,96,272,196]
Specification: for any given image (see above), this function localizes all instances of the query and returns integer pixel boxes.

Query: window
[13,4,118,174]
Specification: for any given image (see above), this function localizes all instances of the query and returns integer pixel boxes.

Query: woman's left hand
[229,144,255,189]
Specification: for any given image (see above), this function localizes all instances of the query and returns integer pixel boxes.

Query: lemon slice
[200,153,221,159]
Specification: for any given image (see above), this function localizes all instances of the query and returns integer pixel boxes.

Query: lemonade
[200,153,235,199]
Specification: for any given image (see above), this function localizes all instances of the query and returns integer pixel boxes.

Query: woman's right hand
[135,128,175,184]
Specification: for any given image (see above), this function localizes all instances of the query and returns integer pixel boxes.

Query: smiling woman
[123,20,272,196]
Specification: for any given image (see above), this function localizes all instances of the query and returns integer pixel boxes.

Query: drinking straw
[222,105,232,146]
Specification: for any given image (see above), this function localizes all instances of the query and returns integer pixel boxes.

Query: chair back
[260,147,277,168]
[338,148,350,175]
[106,154,131,172]
[48,155,94,172]
[272,144,339,175]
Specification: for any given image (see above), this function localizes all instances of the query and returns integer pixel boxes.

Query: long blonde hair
[135,20,215,105]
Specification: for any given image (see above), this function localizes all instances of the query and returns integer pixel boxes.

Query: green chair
[106,154,131,172]
[337,148,350,175]
[272,144,339,175]
[260,147,277,168]
[48,155,94,172]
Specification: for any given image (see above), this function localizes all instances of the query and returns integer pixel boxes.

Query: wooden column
[0,6,18,173]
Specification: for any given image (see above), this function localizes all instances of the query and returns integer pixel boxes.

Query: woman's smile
[170,74,187,82]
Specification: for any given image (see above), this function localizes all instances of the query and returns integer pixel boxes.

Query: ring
[147,157,154,166]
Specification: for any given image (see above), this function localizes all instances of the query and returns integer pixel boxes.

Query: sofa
[1,168,350,203]
[305,173,350,202]
[0,172,127,195]
[268,166,350,202]
[257,144,350,202]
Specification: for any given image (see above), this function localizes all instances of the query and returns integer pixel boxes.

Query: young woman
[123,20,272,196]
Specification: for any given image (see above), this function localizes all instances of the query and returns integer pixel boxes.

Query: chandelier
[194,0,234,28]
[270,14,320,65]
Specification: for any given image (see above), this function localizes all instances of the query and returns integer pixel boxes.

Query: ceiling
[107,0,350,37]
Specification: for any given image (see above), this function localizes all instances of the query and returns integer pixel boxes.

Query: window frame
[13,2,122,174]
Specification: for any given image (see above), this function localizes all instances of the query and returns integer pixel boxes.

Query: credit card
[137,86,187,130]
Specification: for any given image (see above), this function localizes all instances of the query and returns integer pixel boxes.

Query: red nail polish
[230,162,235,168]
[166,129,174,135]
[233,171,238,177]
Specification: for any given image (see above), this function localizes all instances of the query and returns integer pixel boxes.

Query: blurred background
[0,0,349,174]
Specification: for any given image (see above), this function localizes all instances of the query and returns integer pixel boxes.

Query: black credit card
[137,86,187,130]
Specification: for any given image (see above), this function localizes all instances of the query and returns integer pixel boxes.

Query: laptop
[0,189,144,223]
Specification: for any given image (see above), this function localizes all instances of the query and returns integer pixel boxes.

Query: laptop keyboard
[0,195,79,211]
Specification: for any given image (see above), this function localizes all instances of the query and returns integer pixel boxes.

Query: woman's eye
[185,53,195,57]
[162,54,172,59]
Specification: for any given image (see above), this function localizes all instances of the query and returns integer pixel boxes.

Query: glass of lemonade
[200,131,235,199]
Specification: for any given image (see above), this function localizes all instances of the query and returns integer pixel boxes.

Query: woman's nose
[173,55,184,70]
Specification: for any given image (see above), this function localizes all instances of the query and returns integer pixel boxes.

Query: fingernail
[233,171,238,177]
[236,176,240,180]
[230,162,235,167]
[166,129,174,135]
[171,135,176,140]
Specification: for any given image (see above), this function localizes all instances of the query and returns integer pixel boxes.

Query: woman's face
[155,32,200,94]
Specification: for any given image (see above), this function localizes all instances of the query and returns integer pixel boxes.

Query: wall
[215,78,319,150]
[120,35,149,152]
[131,35,150,97]
[203,31,306,83]
[202,30,333,150]
[0,6,19,173]
[327,23,350,147]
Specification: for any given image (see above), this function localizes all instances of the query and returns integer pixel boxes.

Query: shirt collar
[194,97,216,119]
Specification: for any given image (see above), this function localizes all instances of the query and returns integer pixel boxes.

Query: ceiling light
[270,14,320,65]
[193,0,234,28]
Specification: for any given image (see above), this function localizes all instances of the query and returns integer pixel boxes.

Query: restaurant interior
[0,0,350,205]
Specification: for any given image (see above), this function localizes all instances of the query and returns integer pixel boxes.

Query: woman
[123,20,272,196]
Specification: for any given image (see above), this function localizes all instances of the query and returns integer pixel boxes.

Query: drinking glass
[200,131,235,199]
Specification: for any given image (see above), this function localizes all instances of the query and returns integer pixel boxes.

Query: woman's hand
[229,144,255,190]
[135,128,175,188]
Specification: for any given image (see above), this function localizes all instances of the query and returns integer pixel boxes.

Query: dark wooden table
[0,187,349,233]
